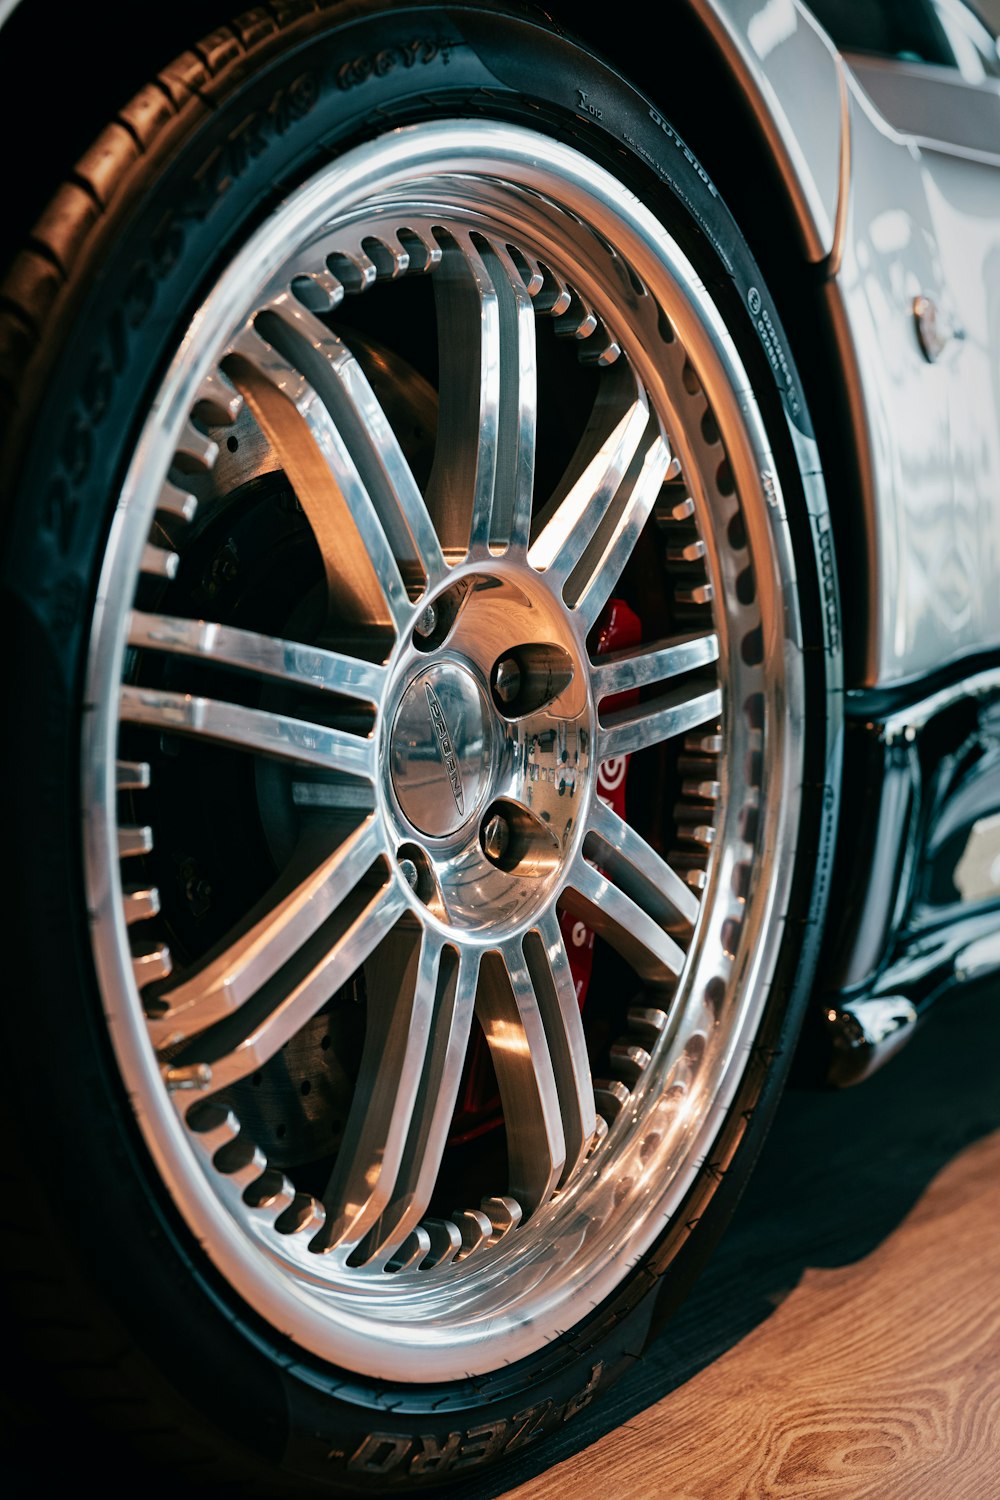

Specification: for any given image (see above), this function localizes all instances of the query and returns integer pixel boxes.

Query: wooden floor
[465,976,1000,1500]
[7,978,999,1496]
[505,1128,1000,1500]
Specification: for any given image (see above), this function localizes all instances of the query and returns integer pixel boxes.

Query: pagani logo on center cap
[424,682,464,815]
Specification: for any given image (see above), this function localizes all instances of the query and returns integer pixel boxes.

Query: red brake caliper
[447,598,643,1146]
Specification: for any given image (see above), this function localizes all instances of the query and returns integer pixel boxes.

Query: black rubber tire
[0,2,842,1491]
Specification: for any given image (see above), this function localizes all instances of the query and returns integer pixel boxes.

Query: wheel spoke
[128,611,387,705]
[221,316,412,631]
[598,682,722,762]
[563,851,686,985]
[149,819,385,1049]
[170,872,406,1098]
[528,363,671,628]
[524,914,597,1182]
[424,232,537,557]
[570,429,672,632]
[260,298,445,589]
[586,796,700,930]
[591,630,719,703]
[323,936,479,1255]
[477,945,567,1213]
[119,685,376,778]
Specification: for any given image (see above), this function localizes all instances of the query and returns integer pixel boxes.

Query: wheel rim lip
[82,120,805,1381]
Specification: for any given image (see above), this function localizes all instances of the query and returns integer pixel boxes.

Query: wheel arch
[562,0,872,689]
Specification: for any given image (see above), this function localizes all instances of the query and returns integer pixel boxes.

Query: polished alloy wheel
[83,120,802,1382]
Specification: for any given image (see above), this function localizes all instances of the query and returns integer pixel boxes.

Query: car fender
[828,59,1000,687]
[690,0,847,264]
[694,1,1000,688]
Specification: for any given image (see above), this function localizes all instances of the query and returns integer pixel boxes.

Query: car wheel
[0,2,841,1490]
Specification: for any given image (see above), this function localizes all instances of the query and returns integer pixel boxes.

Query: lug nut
[481,813,510,864]
[414,602,437,638]
[398,857,419,890]
[492,656,521,706]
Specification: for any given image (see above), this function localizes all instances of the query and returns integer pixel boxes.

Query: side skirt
[808,660,1000,1086]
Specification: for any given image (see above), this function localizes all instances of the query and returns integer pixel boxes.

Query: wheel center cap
[390,662,493,837]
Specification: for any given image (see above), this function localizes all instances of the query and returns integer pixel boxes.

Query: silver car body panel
[689,0,848,263]
[851,54,1000,165]
[828,70,1000,684]
[702,0,1000,687]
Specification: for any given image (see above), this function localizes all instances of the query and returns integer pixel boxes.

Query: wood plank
[6,982,997,1495]
[506,1127,1000,1500]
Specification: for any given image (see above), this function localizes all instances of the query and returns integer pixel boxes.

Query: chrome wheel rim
[83,121,804,1381]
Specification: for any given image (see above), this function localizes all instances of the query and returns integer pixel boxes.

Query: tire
[0,2,842,1491]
